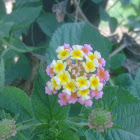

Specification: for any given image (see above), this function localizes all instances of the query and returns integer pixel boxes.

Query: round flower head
[0,119,17,140]
[45,44,109,106]
[88,109,113,132]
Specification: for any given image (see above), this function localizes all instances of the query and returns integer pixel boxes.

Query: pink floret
[78,98,93,107]
[64,43,72,51]
[98,58,106,67]
[90,90,104,99]
[58,93,70,106]
[97,67,110,83]
[45,81,57,95]
[46,65,54,78]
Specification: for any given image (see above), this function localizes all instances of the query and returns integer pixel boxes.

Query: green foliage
[109,17,118,33]
[0,87,33,120]
[130,69,140,98]
[110,53,126,69]
[0,58,5,90]
[114,73,133,89]
[57,131,79,140]
[46,22,111,68]
[91,0,103,4]
[31,63,70,122]
[37,12,59,37]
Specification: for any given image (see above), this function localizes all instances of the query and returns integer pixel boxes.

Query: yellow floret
[83,60,96,73]
[57,49,70,60]
[57,71,71,85]
[76,76,90,90]
[53,60,67,74]
[63,80,76,95]
[70,45,83,60]
[48,77,61,90]
[89,75,103,91]
[77,89,90,100]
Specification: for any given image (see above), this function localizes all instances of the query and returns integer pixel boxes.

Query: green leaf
[0,58,5,90]
[0,87,33,120]
[99,6,110,21]
[0,22,14,37]
[82,86,140,140]
[106,96,117,111]
[109,17,118,33]
[5,54,32,84]
[110,53,126,69]
[46,22,111,68]
[115,73,133,89]
[57,131,79,140]
[2,6,42,34]
[91,0,102,4]
[37,12,59,37]
[0,0,6,19]
[130,68,140,98]
[31,62,70,122]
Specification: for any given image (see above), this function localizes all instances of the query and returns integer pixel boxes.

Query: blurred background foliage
[0,0,140,94]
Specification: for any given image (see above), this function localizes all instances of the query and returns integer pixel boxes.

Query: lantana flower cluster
[45,44,109,106]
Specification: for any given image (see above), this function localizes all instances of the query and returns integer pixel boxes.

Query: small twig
[75,0,80,22]
[107,0,118,12]
[109,44,126,58]
[73,0,108,37]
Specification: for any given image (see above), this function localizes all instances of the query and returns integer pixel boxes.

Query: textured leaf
[114,73,133,89]
[57,131,79,140]
[37,12,59,37]
[110,53,126,69]
[81,86,140,140]
[46,22,111,68]
[130,68,140,98]
[0,58,5,90]
[0,87,33,120]
[109,17,118,33]
[31,62,70,122]
[15,0,40,7]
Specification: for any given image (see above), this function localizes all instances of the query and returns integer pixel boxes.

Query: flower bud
[88,109,113,132]
[0,119,17,140]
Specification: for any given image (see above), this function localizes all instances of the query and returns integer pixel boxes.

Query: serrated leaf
[57,131,79,140]
[37,12,59,37]
[115,73,133,89]
[82,86,140,140]
[46,22,111,68]
[130,68,140,98]
[110,53,126,69]
[109,17,118,33]
[99,6,110,21]
[31,62,70,122]
[0,87,33,120]
[0,58,5,90]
